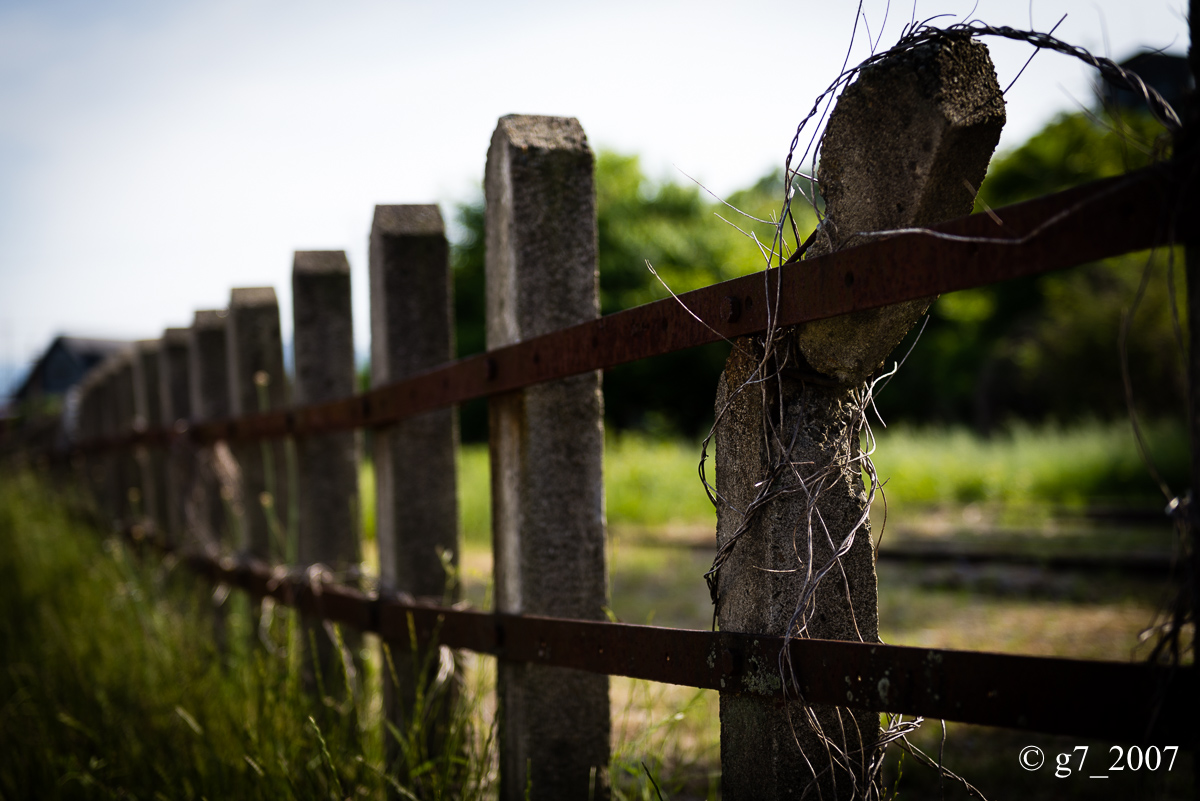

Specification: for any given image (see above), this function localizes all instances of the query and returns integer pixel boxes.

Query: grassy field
[869,419,1188,511]
[0,471,499,800]
[361,419,1188,548]
[1,419,1192,799]
[0,471,376,799]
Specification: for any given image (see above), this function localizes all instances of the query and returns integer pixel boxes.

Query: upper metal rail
[74,161,1193,452]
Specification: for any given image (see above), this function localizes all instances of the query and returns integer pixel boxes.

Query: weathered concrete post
[292,250,362,689]
[226,287,289,562]
[158,328,192,548]
[370,206,458,600]
[368,205,460,767]
[102,359,127,524]
[714,38,1005,799]
[111,352,141,529]
[97,360,122,523]
[485,115,610,801]
[189,309,234,551]
[132,339,168,540]
[74,372,99,508]
[78,363,114,517]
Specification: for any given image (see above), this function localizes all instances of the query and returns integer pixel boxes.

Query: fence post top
[161,327,190,345]
[135,338,160,354]
[795,35,1005,385]
[293,250,349,274]
[192,309,227,330]
[229,287,278,308]
[817,36,1005,245]
[101,346,135,372]
[370,204,443,237]
[81,349,127,390]
[492,114,589,153]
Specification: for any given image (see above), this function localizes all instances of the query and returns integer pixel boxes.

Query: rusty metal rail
[71,160,1194,453]
[163,542,1194,744]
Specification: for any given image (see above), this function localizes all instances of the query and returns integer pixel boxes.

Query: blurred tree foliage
[879,109,1184,430]
[448,109,1182,441]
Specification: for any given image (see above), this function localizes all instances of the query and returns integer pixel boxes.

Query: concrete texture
[74,360,103,514]
[74,369,101,509]
[188,309,233,550]
[111,353,140,527]
[292,251,360,575]
[368,205,461,779]
[132,339,168,539]
[368,205,458,599]
[90,357,123,522]
[189,310,232,422]
[292,251,362,695]
[226,287,289,561]
[485,114,609,801]
[714,37,1005,800]
[798,35,1007,385]
[158,327,192,546]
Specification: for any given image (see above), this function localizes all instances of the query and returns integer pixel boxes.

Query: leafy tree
[876,109,1184,429]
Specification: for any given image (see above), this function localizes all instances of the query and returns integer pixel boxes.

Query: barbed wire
[775,21,1182,276]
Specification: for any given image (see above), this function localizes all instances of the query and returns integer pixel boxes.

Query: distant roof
[1097,52,1193,117]
[57,336,134,354]
[12,335,133,402]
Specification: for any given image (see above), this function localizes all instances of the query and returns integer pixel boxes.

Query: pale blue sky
[0,0,1190,395]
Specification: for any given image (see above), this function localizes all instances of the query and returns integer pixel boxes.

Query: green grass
[361,432,717,547]
[0,470,374,798]
[423,420,1186,550]
[0,469,492,800]
[869,419,1188,511]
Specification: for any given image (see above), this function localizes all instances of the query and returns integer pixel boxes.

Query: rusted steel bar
[166,544,1192,743]
[76,161,1195,453]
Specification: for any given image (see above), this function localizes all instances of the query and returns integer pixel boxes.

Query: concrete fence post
[713,38,1005,799]
[189,309,234,551]
[75,370,94,485]
[111,352,140,529]
[73,375,95,503]
[485,114,609,801]
[77,365,111,516]
[100,361,124,523]
[370,206,458,599]
[293,251,360,575]
[158,328,192,548]
[292,250,362,689]
[132,339,168,540]
[368,204,460,768]
[226,287,289,562]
